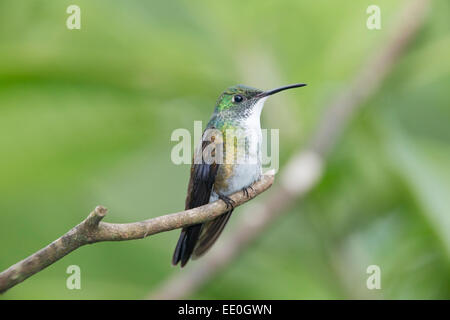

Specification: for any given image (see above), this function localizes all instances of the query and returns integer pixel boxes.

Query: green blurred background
[1,0,449,299]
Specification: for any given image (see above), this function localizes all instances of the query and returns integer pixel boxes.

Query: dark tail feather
[193,210,233,258]
[172,224,202,267]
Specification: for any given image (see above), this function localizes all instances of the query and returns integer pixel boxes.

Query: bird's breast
[211,128,262,200]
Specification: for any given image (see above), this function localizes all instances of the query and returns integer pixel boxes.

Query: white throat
[244,97,267,129]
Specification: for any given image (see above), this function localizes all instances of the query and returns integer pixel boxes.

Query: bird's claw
[242,186,254,198]
[218,193,235,209]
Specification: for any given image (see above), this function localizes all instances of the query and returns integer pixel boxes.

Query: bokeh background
[1,0,449,299]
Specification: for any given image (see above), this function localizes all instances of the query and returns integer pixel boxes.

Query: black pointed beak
[258,83,307,98]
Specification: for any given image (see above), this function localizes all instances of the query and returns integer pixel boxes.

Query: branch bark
[148,0,430,299]
[0,173,274,294]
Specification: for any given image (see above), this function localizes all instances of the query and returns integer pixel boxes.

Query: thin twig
[0,173,274,294]
[148,0,430,299]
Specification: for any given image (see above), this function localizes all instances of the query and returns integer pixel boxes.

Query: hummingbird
[172,83,306,267]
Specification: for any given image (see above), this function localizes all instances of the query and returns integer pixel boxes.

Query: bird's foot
[242,186,255,198]
[218,193,235,209]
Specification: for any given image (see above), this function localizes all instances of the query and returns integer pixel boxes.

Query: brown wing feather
[172,129,223,267]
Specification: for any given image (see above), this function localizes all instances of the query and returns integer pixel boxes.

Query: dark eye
[233,94,244,103]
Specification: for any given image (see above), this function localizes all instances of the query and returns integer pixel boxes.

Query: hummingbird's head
[212,83,306,125]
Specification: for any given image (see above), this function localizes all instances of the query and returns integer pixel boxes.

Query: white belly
[210,163,261,202]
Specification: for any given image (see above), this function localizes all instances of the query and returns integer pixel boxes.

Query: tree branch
[0,173,274,294]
